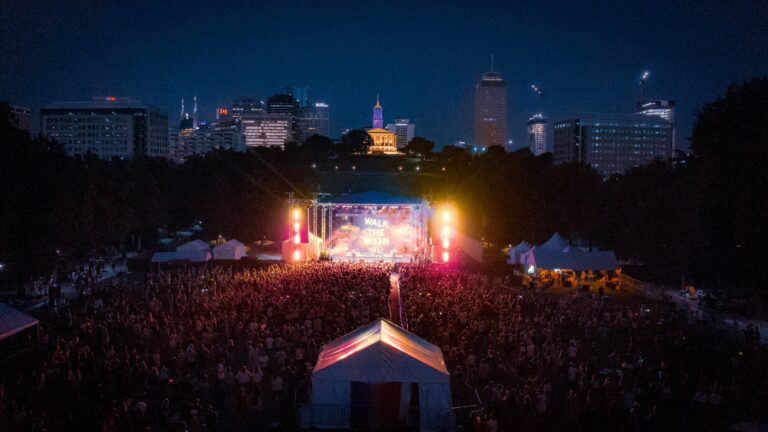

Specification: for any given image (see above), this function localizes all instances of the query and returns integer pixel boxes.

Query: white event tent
[311,319,453,431]
[516,233,618,271]
[213,239,246,260]
[0,303,38,342]
[175,240,212,262]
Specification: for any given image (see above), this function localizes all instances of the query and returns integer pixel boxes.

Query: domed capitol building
[366,96,398,154]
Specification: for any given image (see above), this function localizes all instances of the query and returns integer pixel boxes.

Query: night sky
[2,0,767,149]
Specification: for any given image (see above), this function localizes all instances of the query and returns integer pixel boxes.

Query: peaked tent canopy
[176,239,212,262]
[213,239,246,260]
[519,233,618,271]
[508,241,532,264]
[0,303,38,342]
[311,319,452,431]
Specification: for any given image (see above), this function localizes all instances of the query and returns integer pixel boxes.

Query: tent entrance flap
[351,381,402,427]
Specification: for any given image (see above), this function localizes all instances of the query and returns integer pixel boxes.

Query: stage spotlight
[442,251,449,263]
[293,208,300,220]
[293,234,300,244]
[293,249,301,261]
[442,210,451,224]
[293,222,300,232]
[442,238,450,249]
[441,225,451,237]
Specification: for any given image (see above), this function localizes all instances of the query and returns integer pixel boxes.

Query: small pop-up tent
[0,303,38,342]
[176,240,211,262]
[311,319,453,431]
[213,239,246,260]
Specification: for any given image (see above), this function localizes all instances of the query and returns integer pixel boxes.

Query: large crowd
[1,262,766,431]
[399,265,768,431]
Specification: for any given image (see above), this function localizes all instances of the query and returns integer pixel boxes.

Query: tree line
[1,77,766,294]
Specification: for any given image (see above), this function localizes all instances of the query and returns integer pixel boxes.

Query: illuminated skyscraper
[41,97,168,159]
[296,102,330,143]
[474,71,507,148]
[526,113,547,156]
[553,113,672,177]
[372,96,384,129]
[232,97,266,118]
[636,100,676,152]
[385,118,415,149]
[240,114,292,148]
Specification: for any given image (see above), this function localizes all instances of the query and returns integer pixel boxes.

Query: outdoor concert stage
[283,192,451,263]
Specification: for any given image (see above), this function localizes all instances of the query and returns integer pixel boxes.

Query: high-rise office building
[474,71,507,148]
[296,102,330,143]
[41,97,168,159]
[9,106,31,132]
[267,94,300,142]
[553,113,672,177]
[288,86,309,108]
[231,97,266,118]
[385,118,415,149]
[527,113,547,156]
[636,100,676,152]
[241,114,292,148]
[168,121,246,163]
[266,94,300,117]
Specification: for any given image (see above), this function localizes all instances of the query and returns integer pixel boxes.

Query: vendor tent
[213,239,246,260]
[0,303,38,342]
[519,234,618,270]
[508,242,532,264]
[311,319,453,431]
[176,240,211,262]
[151,251,178,263]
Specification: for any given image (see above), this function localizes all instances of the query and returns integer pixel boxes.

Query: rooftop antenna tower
[193,95,198,129]
[639,71,650,105]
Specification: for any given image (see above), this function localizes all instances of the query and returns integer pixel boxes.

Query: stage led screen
[328,205,421,259]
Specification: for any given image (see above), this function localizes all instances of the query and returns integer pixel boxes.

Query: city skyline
[2,1,768,149]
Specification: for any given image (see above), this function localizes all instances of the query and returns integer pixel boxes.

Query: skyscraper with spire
[372,95,384,129]
[192,95,198,129]
[474,57,508,148]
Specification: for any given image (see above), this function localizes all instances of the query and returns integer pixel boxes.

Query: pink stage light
[442,251,450,263]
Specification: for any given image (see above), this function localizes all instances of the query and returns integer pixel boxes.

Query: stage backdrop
[328,205,420,259]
